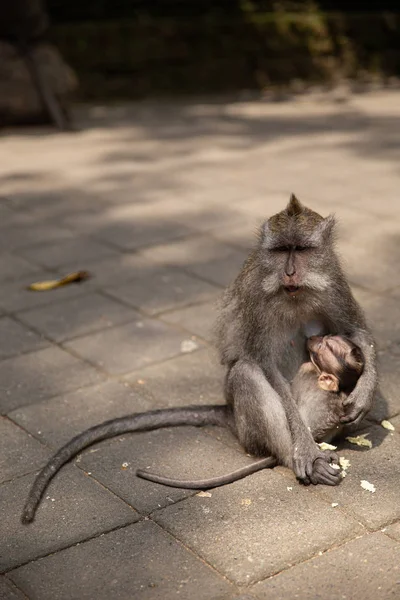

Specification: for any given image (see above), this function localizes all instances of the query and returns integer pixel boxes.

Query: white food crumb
[360,480,376,493]
[121,462,129,468]
[318,442,337,451]
[331,463,340,470]
[197,491,212,498]
[339,457,351,471]
[287,487,293,491]
[346,434,372,449]
[331,503,339,508]
[180,339,199,353]
[381,420,395,431]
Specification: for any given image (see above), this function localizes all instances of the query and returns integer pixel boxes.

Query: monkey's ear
[286,193,304,216]
[318,373,339,392]
[311,214,336,244]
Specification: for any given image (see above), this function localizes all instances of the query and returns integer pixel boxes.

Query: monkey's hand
[293,437,341,486]
[340,389,373,427]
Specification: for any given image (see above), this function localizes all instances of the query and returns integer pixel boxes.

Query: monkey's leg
[298,396,344,444]
[227,360,294,467]
[228,360,341,486]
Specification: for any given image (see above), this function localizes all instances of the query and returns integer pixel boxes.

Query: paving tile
[18,292,140,342]
[9,380,155,447]
[389,285,400,299]
[0,203,35,229]
[0,577,26,600]
[17,238,119,270]
[0,271,92,314]
[187,248,248,288]
[0,225,73,253]
[9,521,233,600]
[312,424,400,530]
[252,533,400,600]
[0,417,50,484]
[165,201,256,235]
[93,218,195,251]
[105,268,220,316]
[0,317,49,360]
[0,253,40,283]
[0,346,104,414]
[391,414,400,428]
[124,348,224,407]
[0,466,138,572]
[80,425,256,514]
[7,190,111,224]
[64,319,198,375]
[337,211,400,292]
[352,287,400,351]
[384,521,400,542]
[223,595,257,600]
[210,221,260,251]
[139,235,247,287]
[55,253,153,287]
[367,349,400,421]
[154,470,363,585]
[160,299,219,342]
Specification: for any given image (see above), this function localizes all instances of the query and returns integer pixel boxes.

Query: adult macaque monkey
[22,195,377,523]
[137,334,365,489]
[215,194,376,484]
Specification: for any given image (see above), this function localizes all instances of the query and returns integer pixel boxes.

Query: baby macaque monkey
[295,334,364,442]
[137,334,364,489]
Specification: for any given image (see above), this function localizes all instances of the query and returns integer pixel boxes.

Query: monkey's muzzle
[284,285,300,296]
[307,335,323,352]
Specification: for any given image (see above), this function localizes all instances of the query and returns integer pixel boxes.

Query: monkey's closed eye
[272,246,291,252]
[295,246,311,252]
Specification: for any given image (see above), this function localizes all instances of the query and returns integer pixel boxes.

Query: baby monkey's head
[307,335,364,393]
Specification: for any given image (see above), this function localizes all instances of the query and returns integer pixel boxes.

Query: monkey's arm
[266,367,341,485]
[341,328,378,426]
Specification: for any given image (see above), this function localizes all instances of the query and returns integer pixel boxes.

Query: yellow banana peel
[27,271,91,292]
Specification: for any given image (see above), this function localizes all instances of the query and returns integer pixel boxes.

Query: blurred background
[2,0,400,125]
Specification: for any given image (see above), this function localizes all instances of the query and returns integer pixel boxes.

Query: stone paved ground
[0,90,400,599]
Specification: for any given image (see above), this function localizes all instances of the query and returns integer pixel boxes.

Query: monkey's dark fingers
[293,459,310,485]
[314,455,342,477]
[312,471,340,486]
[340,409,365,426]
[325,450,339,465]
[311,459,342,486]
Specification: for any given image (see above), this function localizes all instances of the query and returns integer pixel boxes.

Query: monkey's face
[307,335,364,392]
[259,195,336,299]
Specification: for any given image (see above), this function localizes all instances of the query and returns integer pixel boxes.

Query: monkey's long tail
[136,456,276,489]
[22,405,229,524]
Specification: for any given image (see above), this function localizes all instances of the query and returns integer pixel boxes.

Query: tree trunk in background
[0,0,78,126]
